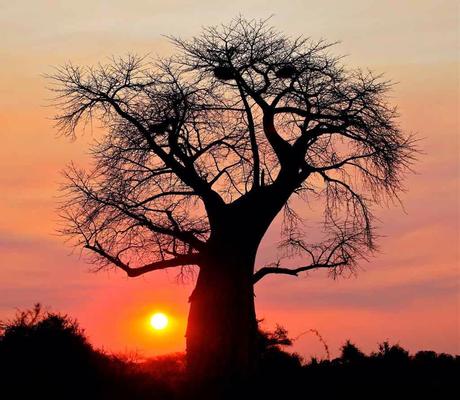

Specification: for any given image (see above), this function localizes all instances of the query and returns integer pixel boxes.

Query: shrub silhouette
[340,340,366,364]
[140,352,186,387]
[373,340,410,364]
[257,325,302,376]
[0,304,95,385]
[302,340,459,398]
[1,304,458,399]
[0,304,174,399]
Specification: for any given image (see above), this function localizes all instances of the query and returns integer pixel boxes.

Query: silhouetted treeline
[0,304,458,399]
[258,339,459,399]
[0,304,178,399]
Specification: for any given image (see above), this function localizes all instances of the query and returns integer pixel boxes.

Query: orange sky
[1,1,459,359]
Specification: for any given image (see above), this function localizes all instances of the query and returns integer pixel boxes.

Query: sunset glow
[150,313,169,331]
[0,0,458,361]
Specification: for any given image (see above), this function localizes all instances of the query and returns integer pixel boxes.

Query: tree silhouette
[49,17,416,380]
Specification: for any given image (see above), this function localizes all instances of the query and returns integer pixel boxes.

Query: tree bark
[184,194,293,382]
[185,250,258,382]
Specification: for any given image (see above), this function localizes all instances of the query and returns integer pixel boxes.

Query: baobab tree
[50,18,415,380]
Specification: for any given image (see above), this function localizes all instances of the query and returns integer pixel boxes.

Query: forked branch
[84,241,200,277]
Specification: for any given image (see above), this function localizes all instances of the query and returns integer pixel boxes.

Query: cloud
[257,274,459,311]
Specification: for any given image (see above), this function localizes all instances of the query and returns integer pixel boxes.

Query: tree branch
[253,260,348,283]
[85,241,200,277]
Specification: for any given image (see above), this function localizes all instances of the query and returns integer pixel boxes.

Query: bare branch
[85,241,200,277]
[253,260,347,283]
[50,17,416,281]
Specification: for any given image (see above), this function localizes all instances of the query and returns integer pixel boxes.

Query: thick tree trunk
[184,192,294,383]
[185,250,258,382]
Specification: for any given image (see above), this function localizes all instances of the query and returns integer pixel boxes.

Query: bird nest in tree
[148,118,175,134]
[213,66,235,80]
[275,64,297,79]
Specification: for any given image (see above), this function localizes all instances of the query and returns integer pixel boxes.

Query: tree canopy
[50,17,415,282]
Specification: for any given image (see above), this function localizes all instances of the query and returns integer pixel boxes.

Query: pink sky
[0,1,458,359]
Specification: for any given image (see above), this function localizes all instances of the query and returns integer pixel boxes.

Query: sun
[150,312,168,330]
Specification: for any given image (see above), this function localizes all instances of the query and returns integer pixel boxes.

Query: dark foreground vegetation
[0,305,458,399]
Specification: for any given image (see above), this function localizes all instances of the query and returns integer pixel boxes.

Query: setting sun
[150,312,169,330]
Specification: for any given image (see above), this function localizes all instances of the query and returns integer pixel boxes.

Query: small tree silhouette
[0,304,177,399]
[341,340,366,364]
[257,325,302,377]
[374,341,410,364]
[0,304,98,397]
[49,17,416,379]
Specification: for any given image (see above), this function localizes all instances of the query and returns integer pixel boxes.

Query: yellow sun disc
[150,312,168,330]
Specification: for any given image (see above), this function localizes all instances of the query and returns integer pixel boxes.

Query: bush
[1,305,458,399]
[0,304,174,399]
[340,340,366,364]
